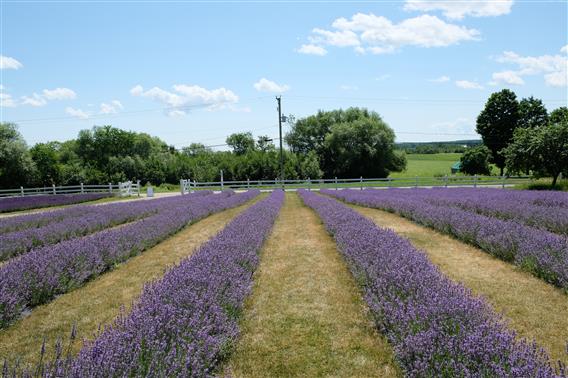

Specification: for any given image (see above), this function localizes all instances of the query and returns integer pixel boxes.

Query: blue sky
[1,0,567,148]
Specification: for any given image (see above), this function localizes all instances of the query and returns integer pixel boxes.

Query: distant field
[390,153,462,178]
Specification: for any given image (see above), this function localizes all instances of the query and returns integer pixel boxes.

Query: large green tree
[476,89,520,175]
[518,96,548,129]
[226,132,255,155]
[286,108,406,178]
[30,142,62,185]
[550,107,568,125]
[0,123,36,188]
[504,120,568,187]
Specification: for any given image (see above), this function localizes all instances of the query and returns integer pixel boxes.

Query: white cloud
[0,93,16,108]
[300,13,479,56]
[297,44,328,56]
[562,45,568,54]
[42,87,76,100]
[455,80,483,89]
[130,84,239,116]
[429,75,450,82]
[429,117,477,136]
[375,74,391,81]
[100,100,124,114]
[404,0,513,20]
[491,70,525,85]
[21,93,48,107]
[65,107,90,119]
[253,78,290,93]
[495,49,567,87]
[0,55,23,70]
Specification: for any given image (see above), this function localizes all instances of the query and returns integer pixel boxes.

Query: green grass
[390,153,462,178]
[514,178,568,191]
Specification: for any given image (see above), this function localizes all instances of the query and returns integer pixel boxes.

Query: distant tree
[257,135,275,152]
[30,142,61,185]
[504,120,568,187]
[286,108,405,177]
[226,132,255,155]
[182,143,212,156]
[460,145,491,176]
[518,96,548,129]
[323,114,406,178]
[549,107,568,125]
[476,89,520,176]
[298,151,323,179]
[0,123,36,188]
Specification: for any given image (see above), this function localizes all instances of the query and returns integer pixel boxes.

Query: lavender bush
[299,190,564,377]
[0,192,214,262]
[37,190,284,377]
[0,190,259,329]
[0,193,111,213]
[323,188,568,291]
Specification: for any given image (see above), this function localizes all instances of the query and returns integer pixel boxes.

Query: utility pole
[276,96,284,188]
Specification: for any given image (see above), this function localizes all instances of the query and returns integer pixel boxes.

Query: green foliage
[504,120,568,187]
[0,123,37,188]
[226,132,256,155]
[518,96,548,129]
[460,145,491,176]
[396,140,480,154]
[476,89,520,175]
[286,107,406,178]
[549,107,568,125]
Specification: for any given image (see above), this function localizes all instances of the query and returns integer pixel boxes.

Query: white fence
[0,181,141,198]
[180,175,532,192]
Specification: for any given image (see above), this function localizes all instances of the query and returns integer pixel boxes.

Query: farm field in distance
[0,187,566,377]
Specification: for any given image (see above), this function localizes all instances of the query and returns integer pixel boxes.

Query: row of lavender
[31,190,284,377]
[0,193,111,213]
[0,192,213,262]
[0,190,260,329]
[299,190,563,377]
[394,188,568,236]
[324,189,568,291]
[0,190,212,235]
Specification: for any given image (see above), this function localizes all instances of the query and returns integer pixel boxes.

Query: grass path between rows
[350,203,568,364]
[0,194,265,368]
[225,193,400,377]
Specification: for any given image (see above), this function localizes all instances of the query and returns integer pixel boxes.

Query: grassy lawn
[0,196,263,369]
[226,193,400,377]
[351,204,568,364]
[390,153,462,178]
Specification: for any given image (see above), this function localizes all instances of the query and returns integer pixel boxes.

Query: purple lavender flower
[0,193,112,213]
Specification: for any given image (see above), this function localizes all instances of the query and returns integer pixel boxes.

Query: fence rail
[180,175,532,193]
[0,181,141,198]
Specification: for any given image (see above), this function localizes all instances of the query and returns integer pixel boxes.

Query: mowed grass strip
[226,193,400,377]
[0,194,265,368]
[351,204,568,364]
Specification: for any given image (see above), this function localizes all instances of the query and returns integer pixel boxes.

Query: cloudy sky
[1,0,567,148]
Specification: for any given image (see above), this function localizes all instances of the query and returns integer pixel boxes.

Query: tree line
[460,90,567,186]
[0,107,406,189]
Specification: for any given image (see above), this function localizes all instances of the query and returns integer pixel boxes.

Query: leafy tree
[226,132,255,155]
[550,107,568,125]
[504,120,568,187]
[286,108,405,177]
[0,123,36,188]
[182,143,212,156]
[460,145,491,175]
[476,89,520,175]
[323,113,406,178]
[257,135,275,152]
[518,96,548,129]
[30,142,62,185]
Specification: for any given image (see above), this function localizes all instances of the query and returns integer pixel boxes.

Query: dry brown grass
[0,195,264,368]
[351,204,568,364]
[225,193,400,378]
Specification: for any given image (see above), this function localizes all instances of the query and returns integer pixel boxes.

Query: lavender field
[1,188,566,377]
[0,193,112,213]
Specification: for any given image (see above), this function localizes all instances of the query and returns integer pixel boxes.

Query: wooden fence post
[220,170,224,191]
[52,184,56,195]
[502,175,506,189]
[308,178,311,192]
[180,179,184,195]
[80,183,84,194]
[335,177,338,190]
[474,175,478,188]
[360,176,363,191]
[247,178,250,189]
[20,186,24,197]
[109,183,112,194]
[444,175,448,188]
